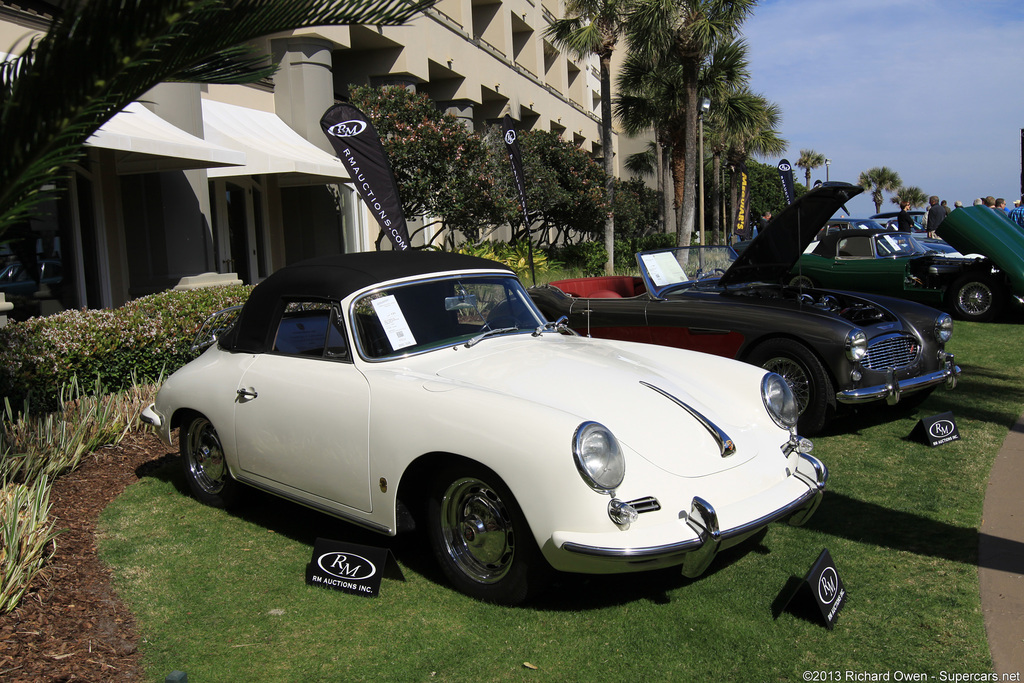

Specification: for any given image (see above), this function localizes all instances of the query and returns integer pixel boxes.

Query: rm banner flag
[321,102,410,251]
[502,114,530,227]
[778,158,796,205]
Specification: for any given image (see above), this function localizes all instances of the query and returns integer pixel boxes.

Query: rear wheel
[947,274,1003,322]
[788,274,816,289]
[427,463,548,605]
[746,338,834,435]
[180,414,242,508]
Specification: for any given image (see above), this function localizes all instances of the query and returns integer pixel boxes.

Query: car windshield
[873,232,926,257]
[351,274,545,360]
[637,246,738,298]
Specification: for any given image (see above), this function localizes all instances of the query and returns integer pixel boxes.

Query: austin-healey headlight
[762,372,799,430]
[934,313,953,343]
[573,422,625,493]
[845,328,867,362]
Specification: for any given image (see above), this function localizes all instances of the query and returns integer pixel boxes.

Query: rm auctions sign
[305,538,404,598]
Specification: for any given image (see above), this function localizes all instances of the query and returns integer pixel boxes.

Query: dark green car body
[790,206,1024,321]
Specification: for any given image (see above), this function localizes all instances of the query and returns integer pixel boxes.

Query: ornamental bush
[0,285,251,412]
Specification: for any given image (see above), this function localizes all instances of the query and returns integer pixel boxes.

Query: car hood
[720,182,865,288]
[427,336,769,478]
[937,206,1024,294]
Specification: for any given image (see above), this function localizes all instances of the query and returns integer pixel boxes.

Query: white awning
[86,102,246,174]
[201,99,350,185]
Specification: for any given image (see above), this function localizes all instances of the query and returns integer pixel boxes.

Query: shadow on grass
[140,451,1024,610]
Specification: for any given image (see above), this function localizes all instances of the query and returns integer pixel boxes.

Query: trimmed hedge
[0,285,252,412]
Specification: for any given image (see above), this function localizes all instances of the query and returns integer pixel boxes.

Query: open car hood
[937,206,1024,295]
[719,182,864,287]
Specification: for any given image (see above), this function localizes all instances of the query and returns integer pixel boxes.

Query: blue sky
[743,0,1024,216]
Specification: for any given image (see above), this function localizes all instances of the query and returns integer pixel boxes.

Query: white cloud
[743,0,1024,214]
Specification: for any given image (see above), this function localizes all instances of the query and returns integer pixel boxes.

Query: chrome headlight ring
[845,328,867,362]
[934,313,953,343]
[573,421,625,493]
[762,372,799,430]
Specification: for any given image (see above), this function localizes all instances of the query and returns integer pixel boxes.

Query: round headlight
[934,313,953,343]
[845,328,867,362]
[762,372,799,430]
[573,422,625,493]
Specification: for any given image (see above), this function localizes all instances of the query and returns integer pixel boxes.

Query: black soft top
[220,251,512,353]
[810,228,893,257]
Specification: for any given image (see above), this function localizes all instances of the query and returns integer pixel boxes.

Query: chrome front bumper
[835,355,960,406]
[558,453,828,577]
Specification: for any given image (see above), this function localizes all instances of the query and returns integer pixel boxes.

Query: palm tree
[891,186,928,209]
[721,94,786,240]
[0,0,430,240]
[796,149,826,189]
[622,0,756,247]
[547,0,630,274]
[858,167,903,213]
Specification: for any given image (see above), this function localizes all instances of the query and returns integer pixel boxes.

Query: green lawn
[98,319,1019,682]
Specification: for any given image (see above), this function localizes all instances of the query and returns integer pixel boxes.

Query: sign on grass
[305,538,404,598]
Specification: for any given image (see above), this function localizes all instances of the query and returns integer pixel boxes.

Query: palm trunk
[711,152,722,244]
[600,51,615,275]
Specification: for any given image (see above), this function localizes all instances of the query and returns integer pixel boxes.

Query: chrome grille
[863,334,919,370]
[626,497,661,514]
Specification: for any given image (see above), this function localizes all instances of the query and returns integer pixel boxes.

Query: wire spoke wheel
[956,281,993,317]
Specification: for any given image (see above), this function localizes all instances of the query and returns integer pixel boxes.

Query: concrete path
[980,414,1024,675]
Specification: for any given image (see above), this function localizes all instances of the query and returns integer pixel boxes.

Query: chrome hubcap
[441,477,515,583]
[187,419,226,494]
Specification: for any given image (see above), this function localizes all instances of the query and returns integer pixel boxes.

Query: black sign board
[306,538,404,598]
[774,548,848,629]
[909,411,961,447]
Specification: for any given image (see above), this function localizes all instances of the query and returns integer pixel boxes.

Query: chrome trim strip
[640,381,736,457]
[835,364,961,404]
[234,475,393,535]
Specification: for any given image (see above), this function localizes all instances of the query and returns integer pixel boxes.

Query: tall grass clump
[0,380,157,614]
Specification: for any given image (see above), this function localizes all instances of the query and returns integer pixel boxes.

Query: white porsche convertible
[142,251,826,605]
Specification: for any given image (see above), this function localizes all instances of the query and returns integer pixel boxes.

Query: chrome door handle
[236,388,258,400]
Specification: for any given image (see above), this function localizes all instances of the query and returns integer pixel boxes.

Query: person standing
[1008,196,1024,229]
[896,201,915,232]
[925,196,946,237]
[995,198,1010,214]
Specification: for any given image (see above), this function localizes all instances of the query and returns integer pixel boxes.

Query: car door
[565,295,653,344]
[232,303,373,512]
[821,235,905,293]
[644,291,745,359]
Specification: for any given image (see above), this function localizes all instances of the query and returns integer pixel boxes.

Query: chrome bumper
[835,355,960,406]
[559,453,828,577]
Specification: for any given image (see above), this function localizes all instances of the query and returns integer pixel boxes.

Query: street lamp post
[825,158,831,182]
[698,97,711,246]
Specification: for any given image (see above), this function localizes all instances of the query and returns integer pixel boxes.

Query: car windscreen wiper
[464,326,521,348]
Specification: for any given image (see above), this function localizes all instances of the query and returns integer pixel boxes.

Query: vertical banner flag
[778,158,796,205]
[321,102,410,251]
[502,114,530,227]
[502,114,536,283]
[734,162,751,239]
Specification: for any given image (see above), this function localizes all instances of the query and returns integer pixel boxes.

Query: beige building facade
[1,0,632,319]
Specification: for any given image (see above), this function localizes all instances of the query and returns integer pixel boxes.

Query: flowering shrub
[0,285,251,411]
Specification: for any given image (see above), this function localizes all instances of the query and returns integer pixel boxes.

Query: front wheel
[746,338,834,436]
[180,414,242,508]
[947,274,1003,322]
[427,464,548,605]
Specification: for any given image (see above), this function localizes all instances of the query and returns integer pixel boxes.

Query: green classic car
[789,206,1024,321]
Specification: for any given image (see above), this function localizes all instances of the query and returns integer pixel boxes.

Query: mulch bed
[0,432,173,682]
